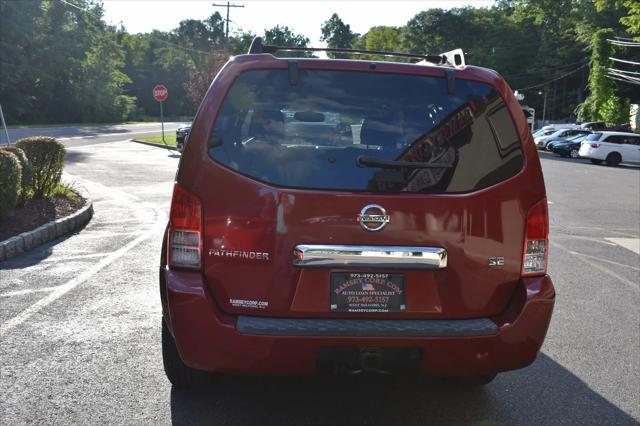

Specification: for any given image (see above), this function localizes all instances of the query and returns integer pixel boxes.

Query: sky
[102,0,495,44]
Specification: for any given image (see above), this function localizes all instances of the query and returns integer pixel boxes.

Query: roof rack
[247,37,465,67]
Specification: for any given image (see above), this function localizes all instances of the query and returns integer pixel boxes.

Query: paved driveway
[1,142,638,425]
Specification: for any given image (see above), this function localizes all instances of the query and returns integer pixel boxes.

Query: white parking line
[0,225,160,337]
[1,287,60,298]
[552,242,638,290]
[605,238,640,255]
[1,166,165,337]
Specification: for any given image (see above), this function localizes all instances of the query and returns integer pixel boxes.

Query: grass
[134,135,177,147]
[51,181,79,200]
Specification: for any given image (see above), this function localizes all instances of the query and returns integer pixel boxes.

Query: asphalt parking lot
[1,136,638,425]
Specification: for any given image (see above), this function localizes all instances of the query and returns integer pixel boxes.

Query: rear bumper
[161,269,555,375]
[579,146,603,159]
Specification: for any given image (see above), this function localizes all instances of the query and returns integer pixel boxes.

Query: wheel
[570,149,579,158]
[162,318,213,387]
[605,152,621,167]
[590,159,603,165]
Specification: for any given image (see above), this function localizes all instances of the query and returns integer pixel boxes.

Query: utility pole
[212,1,244,45]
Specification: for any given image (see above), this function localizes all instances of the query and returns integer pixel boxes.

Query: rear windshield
[208,69,523,193]
[586,133,602,141]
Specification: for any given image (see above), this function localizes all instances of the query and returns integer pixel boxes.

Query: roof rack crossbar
[247,37,447,65]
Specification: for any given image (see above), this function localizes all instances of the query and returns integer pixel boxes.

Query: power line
[610,57,640,66]
[212,2,244,43]
[607,39,640,47]
[608,68,640,76]
[506,58,588,80]
[516,63,588,91]
[606,74,640,86]
[57,0,86,12]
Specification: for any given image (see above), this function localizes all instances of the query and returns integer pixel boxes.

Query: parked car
[535,128,590,150]
[580,121,606,131]
[545,129,591,151]
[176,125,191,152]
[579,131,640,166]
[550,133,590,158]
[160,37,555,387]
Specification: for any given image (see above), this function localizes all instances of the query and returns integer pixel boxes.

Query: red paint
[153,84,168,102]
[161,53,555,375]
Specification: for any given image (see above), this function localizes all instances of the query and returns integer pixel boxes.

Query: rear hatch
[194,65,535,319]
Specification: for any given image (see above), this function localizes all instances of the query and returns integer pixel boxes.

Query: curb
[0,190,93,263]
[131,139,178,151]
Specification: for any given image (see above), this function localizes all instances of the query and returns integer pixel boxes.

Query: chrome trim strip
[292,245,447,269]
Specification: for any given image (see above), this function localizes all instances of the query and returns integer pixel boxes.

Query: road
[3,122,187,148]
[1,132,638,425]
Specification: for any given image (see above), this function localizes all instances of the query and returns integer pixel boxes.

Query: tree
[183,51,227,110]
[263,25,313,57]
[320,14,357,58]
[576,28,630,124]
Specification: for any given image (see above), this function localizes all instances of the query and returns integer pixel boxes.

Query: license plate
[330,272,405,313]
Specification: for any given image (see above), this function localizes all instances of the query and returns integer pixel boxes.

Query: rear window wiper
[356,155,453,169]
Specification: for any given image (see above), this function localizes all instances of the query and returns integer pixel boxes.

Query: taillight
[168,183,202,269]
[521,198,549,277]
[590,143,600,148]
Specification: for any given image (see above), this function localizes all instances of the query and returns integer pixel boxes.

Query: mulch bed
[0,194,86,241]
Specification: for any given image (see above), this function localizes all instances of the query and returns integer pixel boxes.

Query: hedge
[0,151,22,220]
[0,146,32,203]
[15,136,66,199]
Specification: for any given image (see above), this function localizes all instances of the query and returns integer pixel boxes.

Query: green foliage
[264,25,313,57]
[320,14,358,58]
[15,137,66,199]
[600,95,631,124]
[0,146,32,204]
[594,0,640,37]
[575,28,631,123]
[0,0,636,126]
[620,1,640,36]
[52,181,79,200]
[0,151,22,220]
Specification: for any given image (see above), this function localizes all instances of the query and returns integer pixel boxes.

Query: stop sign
[153,84,168,102]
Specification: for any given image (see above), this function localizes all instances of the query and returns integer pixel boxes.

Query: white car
[579,131,640,166]
[535,128,589,150]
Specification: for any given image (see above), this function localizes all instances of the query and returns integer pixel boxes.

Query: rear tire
[570,149,579,159]
[162,318,213,387]
[590,159,603,165]
[605,152,621,167]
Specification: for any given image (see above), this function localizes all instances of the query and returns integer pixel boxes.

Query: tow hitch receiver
[316,347,422,375]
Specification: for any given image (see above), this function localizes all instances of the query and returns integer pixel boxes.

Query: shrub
[0,146,32,203]
[15,136,66,199]
[0,151,22,220]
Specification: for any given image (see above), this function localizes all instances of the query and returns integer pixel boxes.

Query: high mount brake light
[522,198,549,277]
[168,183,202,269]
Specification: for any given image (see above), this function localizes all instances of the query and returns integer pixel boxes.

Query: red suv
[160,38,555,386]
